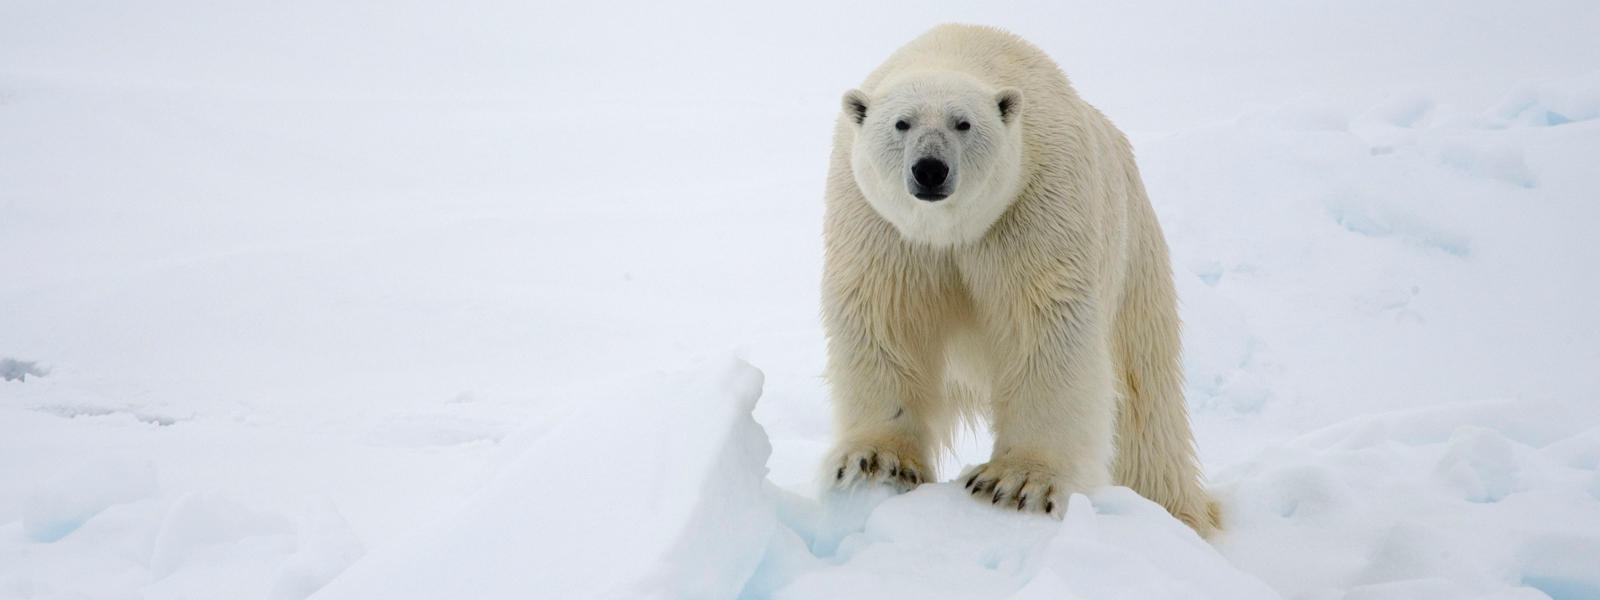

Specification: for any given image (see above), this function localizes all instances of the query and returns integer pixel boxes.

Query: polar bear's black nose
[912,158,949,189]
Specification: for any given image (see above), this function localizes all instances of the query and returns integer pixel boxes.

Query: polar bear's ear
[842,89,870,126]
[996,88,1023,125]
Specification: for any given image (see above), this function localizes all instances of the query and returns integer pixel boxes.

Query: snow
[312,359,775,599]
[766,484,1275,599]
[1217,400,1600,598]
[5,1,1600,598]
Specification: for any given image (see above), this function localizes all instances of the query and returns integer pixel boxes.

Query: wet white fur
[821,24,1219,536]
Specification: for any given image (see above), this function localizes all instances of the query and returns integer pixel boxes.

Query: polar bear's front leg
[821,294,949,494]
[966,313,1115,516]
[823,346,940,493]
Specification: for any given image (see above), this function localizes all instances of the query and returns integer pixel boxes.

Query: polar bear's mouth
[914,191,950,201]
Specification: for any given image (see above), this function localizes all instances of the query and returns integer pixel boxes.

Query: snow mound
[311,358,777,599]
[1494,71,1600,127]
[312,359,1273,599]
[23,456,156,543]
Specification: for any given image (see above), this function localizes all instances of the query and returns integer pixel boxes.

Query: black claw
[1018,495,1027,509]
[965,475,977,489]
[889,466,898,477]
[859,458,868,471]
[836,467,844,480]
[992,489,1003,504]
[1045,501,1055,514]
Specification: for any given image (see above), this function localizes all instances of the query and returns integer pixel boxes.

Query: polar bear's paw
[829,443,928,493]
[962,458,1069,517]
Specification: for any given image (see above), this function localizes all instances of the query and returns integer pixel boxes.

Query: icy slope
[312,360,775,599]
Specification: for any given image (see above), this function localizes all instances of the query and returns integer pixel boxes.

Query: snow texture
[313,360,776,599]
[4,1,1600,598]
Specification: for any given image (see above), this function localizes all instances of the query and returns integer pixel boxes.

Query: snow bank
[311,358,777,599]
[22,456,156,543]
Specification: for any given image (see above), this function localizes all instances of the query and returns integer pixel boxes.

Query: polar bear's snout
[907,127,957,201]
[910,157,952,201]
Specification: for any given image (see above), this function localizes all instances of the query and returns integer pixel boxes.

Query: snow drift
[312,360,776,599]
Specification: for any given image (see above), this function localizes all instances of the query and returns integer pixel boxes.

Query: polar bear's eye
[956,121,971,131]
[895,120,910,131]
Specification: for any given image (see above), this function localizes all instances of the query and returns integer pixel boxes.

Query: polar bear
[821,24,1219,536]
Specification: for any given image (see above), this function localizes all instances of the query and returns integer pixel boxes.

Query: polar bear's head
[843,72,1024,246]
